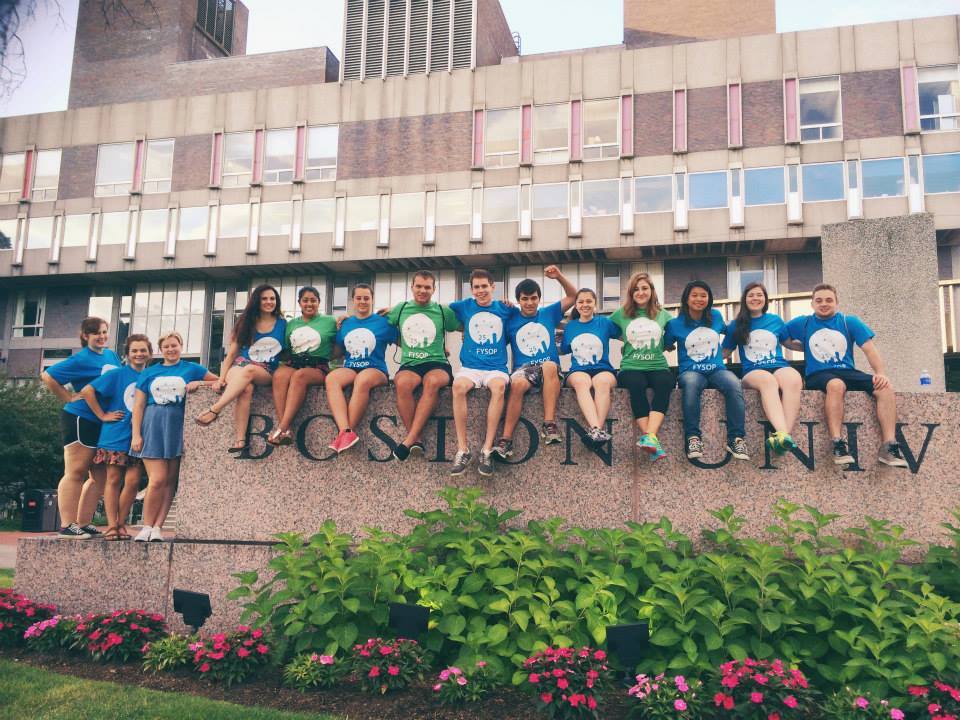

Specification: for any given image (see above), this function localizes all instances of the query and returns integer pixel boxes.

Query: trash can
[21,489,59,532]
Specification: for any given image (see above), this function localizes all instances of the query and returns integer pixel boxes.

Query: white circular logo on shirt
[743,329,779,363]
[122,381,136,412]
[468,312,503,346]
[289,326,322,355]
[150,376,186,405]
[685,327,721,362]
[809,328,848,364]
[401,313,436,349]
[625,318,662,350]
[100,364,119,375]
[571,333,603,366]
[343,328,376,360]
[516,323,550,358]
[248,337,282,363]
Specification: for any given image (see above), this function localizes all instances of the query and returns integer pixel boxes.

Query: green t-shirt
[610,307,672,371]
[285,314,339,360]
[386,300,460,366]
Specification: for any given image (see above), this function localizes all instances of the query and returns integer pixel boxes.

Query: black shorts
[289,356,330,372]
[805,368,875,395]
[397,361,453,384]
[60,410,101,449]
[565,368,615,386]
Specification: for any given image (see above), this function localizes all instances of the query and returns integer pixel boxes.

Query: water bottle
[920,369,932,387]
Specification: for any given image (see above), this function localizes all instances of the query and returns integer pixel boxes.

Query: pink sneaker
[337,429,360,453]
[328,431,345,452]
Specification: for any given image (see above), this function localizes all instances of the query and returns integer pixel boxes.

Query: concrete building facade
[0,1,958,384]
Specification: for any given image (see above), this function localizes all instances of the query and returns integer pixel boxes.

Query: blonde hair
[157,330,184,348]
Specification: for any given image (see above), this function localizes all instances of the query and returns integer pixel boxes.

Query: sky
[1,0,958,118]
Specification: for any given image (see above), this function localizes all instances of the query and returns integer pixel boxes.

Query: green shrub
[282,652,345,691]
[74,610,168,662]
[191,626,271,687]
[142,634,194,673]
[23,614,79,653]
[823,687,906,719]
[0,588,57,647]
[432,661,498,705]
[0,377,62,508]
[349,637,426,695]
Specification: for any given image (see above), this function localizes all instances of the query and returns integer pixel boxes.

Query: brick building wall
[687,86,729,153]
[786,253,823,293]
[43,287,91,339]
[58,145,98,201]
[741,80,784,148]
[624,0,776,48]
[475,0,519,67]
[171,135,214,193]
[840,69,903,141]
[634,91,674,157]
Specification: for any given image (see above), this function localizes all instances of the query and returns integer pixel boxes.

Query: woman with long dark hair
[723,282,801,455]
[195,284,286,453]
[664,281,749,462]
[41,316,122,539]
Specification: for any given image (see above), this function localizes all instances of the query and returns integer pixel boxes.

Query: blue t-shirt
[136,360,209,407]
[88,365,142,452]
[560,315,621,373]
[665,309,727,374]
[783,312,874,377]
[239,317,287,370]
[47,347,123,421]
[507,301,564,368]
[449,298,512,373]
[336,314,398,376]
[722,313,789,374]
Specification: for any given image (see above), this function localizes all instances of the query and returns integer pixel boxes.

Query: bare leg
[209,364,259,415]
[271,365,294,425]
[76,464,107,526]
[402,370,449,447]
[824,379,846,439]
[394,371,422,439]
[774,367,803,433]
[118,464,141,532]
[647,411,665,436]
[452,377,475,452]
[101,464,124,529]
[482,378,507,453]
[140,459,169,527]
[874,386,898,444]
[541,362,561,424]
[325,368,358,432]
[57,443,96,527]
[154,458,180,529]
[233,384,255,445]
[501,377,530,440]
[567,373,601,428]
[279,368,326,430]
[592,372,617,425]
[743,370,788,433]
[347,369,388,429]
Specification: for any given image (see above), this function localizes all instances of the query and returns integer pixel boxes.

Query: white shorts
[454,367,510,389]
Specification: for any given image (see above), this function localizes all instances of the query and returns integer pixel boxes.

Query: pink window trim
[252,128,264,184]
[673,89,687,153]
[728,83,742,147]
[472,109,484,167]
[784,78,799,143]
[901,65,920,133]
[620,94,634,157]
[520,104,532,165]
[20,149,34,200]
[569,100,582,162]
[131,139,145,193]
[294,125,306,180]
[210,132,223,186]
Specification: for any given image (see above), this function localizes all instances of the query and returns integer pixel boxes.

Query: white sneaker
[133,525,152,542]
[149,526,164,542]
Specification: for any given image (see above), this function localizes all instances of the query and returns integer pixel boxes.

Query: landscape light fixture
[606,622,649,682]
[388,602,429,639]
[173,588,212,633]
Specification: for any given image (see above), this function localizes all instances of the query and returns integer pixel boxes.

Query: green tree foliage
[0,376,61,507]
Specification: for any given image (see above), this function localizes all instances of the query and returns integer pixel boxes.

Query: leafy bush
[142,634,194,673]
[190,626,271,686]
[74,610,167,662]
[522,646,612,718]
[627,673,706,719]
[824,687,906,719]
[433,661,498,705]
[0,588,57,647]
[23,614,79,653]
[283,652,345,691]
[710,658,813,719]
[0,377,62,508]
[350,637,425,695]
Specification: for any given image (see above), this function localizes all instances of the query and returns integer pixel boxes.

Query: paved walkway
[0,531,37,570]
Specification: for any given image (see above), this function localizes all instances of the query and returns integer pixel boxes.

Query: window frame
[221,131,255,187]
[860,157,907,199]
[32,148,62,201]
[263,128,297,184]
[743,166,787,207]
[532,103,570,165]
[798,75,843,143]
[305,125,339,182]
[633,174,674,214]
[0,152,25,203]
[94,142,136,197]
[922,152,960,195]
[688,170,730,210]
[483,107,522,169]
[142,139,175,194]
[581,98,621,161]
[482,185,520,224]
[581,178,621,217]
[801,161,846,203]
[13,289,45,338]
[531,182,569,220]
[918,64,960,133]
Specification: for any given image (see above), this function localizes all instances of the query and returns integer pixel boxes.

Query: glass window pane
[0,218,16,250]
[482,186,519,223]
[923,153,960,193]
[139,208,168,243]
[143,139,174,194]
[390,192,425,228]
[345,195,379,231]
[802,162,845,202]
[583,98,619,159]
[919,65,960,130]
[178,206,208,240]
[745,167,786,206]
[260,201,293,236]
[532,183,568,220]
[95,143,135,193]
[264,128,295,183]
[689,171,728,209]
[33,149,61,194]
[861,158,905,198]
[634,175,673,213]
[602,264,620,308]
[484,108,520,166]
[223,131,254,182]
[100,211,128,245]
[799,76,841,127]
[0,152,24,196]
[534,104,569,163]
[218,204,250,237]
[436,189,471,226]
[582,179,619,216]
[302,198,335,233]
[26,216,54,249]
[62,214,90,247]
[306,126,338,180]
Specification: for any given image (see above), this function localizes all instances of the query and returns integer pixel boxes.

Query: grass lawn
[0,659,342,720]
[0,569,12,588]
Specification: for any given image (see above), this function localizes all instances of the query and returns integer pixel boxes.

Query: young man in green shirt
[387,270,461,461]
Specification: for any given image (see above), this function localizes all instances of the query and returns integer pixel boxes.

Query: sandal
[195,408,220,426]
[103,526,121,541]
[116,525,132,540]
[228,441,248,453]
[266,428,284,446]
[277,429,293,446]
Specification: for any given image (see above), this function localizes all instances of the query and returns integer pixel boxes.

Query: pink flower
[387,665,400,676]
[476,661,487,668]
[432,683,442,692]
[199,663,210,673]
[890,711,905,720]
[722,675,740,689]
[379,645,393,656]
[528,673,540,684]
[593,650,606,661]
[319,655,334,665]
[457,676,467,686]
[256,644,269,655]
[587,696,597,710]
[251,628,263,639]
[856,696,870,709]
[368,667,380,677]
[541,693,553,704]
[675,699,688,711]
[557,678,569,690]
[237,648,250,658]
[751,691,764,703]
[783,695,798,708]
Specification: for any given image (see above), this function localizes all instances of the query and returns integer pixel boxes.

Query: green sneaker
[777,432,797,453]
[766,433,782,455]
[636,433,658,454]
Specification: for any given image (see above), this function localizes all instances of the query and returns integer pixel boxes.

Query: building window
[802,162,845,202]
[799,76,842,142]
[689,171,728,210]
[861,158,905,198]
[582,98,619,160]
[95,143,135,196]
[25,216,55,250]
[302,199,335,233]
[0,152,24,203]
[196,0,235,53]
[633,175,673,213]
[482,186,519,223]
[728,257,777,298]
[263,129,296,184]
[259,201,293,236]
[62,214,90,247]
[923,152,960,194]
[531,183,568,220]
[436,189,471,226]
[178,206,209,241]
[218,204,251,237]
[582,179,619,216]
[88,293,114,325]
[345,196,379,231]
[601,264,620,310]
[533,104,569,164]
[143,139,174,193]
[32,149,61,201]
[131,282,207,356]
[222,132,254,187]
[390,193,425,228]
[99,211,129,245]
[41,349,71,371]
[918,65,960,131]
[14,290,45,337]
[484,108,520,168]
[306,126,338,181]
[744,167,785,206]
[138,208,169,244]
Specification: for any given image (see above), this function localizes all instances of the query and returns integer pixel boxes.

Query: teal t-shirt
[610,307,672,371]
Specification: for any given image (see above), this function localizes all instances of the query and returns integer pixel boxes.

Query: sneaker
[392,443,411,461]
[777,431,797,452]
[727,437,750,461]
[589,427,612,443]
[58,523,91,540]
[651,446,668,462]
[409,440,426,456]
[832,439,854,466]
[541,422,562,445]
[765,433,782,456]
[80,524,103,538]
[636,433,658,454]
[492,437,513,460]
[478,450,495,476]
[450,450,472,476]
[149,526,164,542]
[133,525,153,543]
[686,436,704,460]
[878,442,909,468]
[336,429,360,453]
[328,431,344,452]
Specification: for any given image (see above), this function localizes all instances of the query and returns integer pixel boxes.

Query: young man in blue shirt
[783,283,908,468]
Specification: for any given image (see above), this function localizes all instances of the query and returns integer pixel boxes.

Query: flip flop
[116,525,132,540]
[103,526,121,541]
[195,408,220,426]
[228,442,248,453]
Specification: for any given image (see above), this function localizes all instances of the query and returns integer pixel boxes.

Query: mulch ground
[0,648,634,719]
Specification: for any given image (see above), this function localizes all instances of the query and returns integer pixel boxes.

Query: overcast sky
[2,0,958,118]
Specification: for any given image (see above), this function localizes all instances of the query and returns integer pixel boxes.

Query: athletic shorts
[454,367,509,389]
[565,368,616,386]
[93,448,142,467]
[60,410,100,449]
[288,356,330,372]
[742,365,790,376]
[233,356,275,374]
[397,361,453,384]
[805,368,875,395]
[510,362,561,391]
